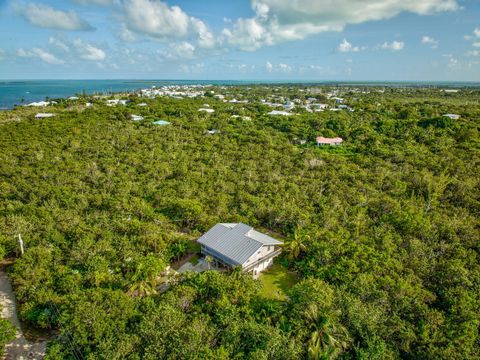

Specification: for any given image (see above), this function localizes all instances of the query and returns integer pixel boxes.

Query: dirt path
[0,269,47,360]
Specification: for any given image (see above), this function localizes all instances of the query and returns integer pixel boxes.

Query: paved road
[0,269,47,360]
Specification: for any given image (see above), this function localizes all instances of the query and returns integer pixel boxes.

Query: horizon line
[1,79,480,84]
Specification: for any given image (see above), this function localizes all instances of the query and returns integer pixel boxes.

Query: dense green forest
[0,85,479,359]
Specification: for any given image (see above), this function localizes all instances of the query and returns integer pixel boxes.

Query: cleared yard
[258,263,298,300]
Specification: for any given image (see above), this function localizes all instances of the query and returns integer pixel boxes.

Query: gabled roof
[198,223,282,266]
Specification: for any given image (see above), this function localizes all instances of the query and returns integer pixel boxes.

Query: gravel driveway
[0,269,47,360]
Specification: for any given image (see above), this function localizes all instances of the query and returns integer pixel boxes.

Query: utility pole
[18,234,24,256]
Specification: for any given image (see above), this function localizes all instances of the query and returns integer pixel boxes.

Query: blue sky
[0,0,479,81]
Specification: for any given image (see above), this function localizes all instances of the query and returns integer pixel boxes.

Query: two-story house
[197,223,283,278]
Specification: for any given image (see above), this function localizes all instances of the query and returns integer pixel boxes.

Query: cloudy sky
[0,0,479,81]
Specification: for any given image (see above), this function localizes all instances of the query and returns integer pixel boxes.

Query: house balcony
[200,246,282,273]
[242,248,282,273]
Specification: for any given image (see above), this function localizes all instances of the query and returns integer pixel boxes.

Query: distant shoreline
[1,79,479,110]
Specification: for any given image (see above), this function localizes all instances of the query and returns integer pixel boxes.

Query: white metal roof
[198,223,283,266]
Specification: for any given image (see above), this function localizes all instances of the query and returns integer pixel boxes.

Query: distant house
[26,101,51,107]
[153,120,170,126]
[316,136,343,146]
[268,110,292,116]
[443,113,460,120]
[198,108,215,113]
[106,99,129,106]
[198,223,283,278]
[35,113,55,118]
[131,114,144,121]
[312,103,329,110]
[68,96,79,100]
[138,103,148,107]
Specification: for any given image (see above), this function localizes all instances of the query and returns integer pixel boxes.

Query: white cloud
[14,3,94,31]
[119,0,189,39]
[119,25,136,42]
[118,48,148,65]
[48,37,70,52]
[337,38,364,52]
[265,61,292,73]
[266,61,273,72]
[17,48,64,64]
[223,0,458,50]
[238,64,255,72]
[222,18,273,51]
[465,28,480,55]
[421,35,438,48]
[73,39,106,61]
[0,48,5,60]
[380,41,405,51]
[161,41,196,60]
[447,57,460,70]
[117,0,216,51]
[191,18,216,48]
[178,63,204,74]
[278,63,292,72]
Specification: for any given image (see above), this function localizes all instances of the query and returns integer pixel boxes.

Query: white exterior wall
[252,257,274,279]
[242,245,277,278]
[243,245,274,267]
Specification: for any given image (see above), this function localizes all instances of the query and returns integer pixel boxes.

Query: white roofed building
[316,136,343,146]
[268,110,292,116]
[35,113,55,118]
[131,114,144,121]
[198,108,215,113]
[443,113,460,120]
[197,223,283,278]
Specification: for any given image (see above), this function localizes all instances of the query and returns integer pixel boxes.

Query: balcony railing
[242,248,282,272]
[201,246,282,272]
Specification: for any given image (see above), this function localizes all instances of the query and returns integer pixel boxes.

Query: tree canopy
[0,85,479,359]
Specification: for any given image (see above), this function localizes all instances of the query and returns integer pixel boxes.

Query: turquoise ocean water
[0,80,249,109]
[0,79,479,109]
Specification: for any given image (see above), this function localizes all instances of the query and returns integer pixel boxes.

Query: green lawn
[190,253,200,265]
[258,263,299,300]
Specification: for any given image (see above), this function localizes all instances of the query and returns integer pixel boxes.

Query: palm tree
[205,255,213,270]
[305,304,349,360]
[231,266,242,279]
[285,228,309,260]
[127,255,165,297]
[128,278,157,297]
